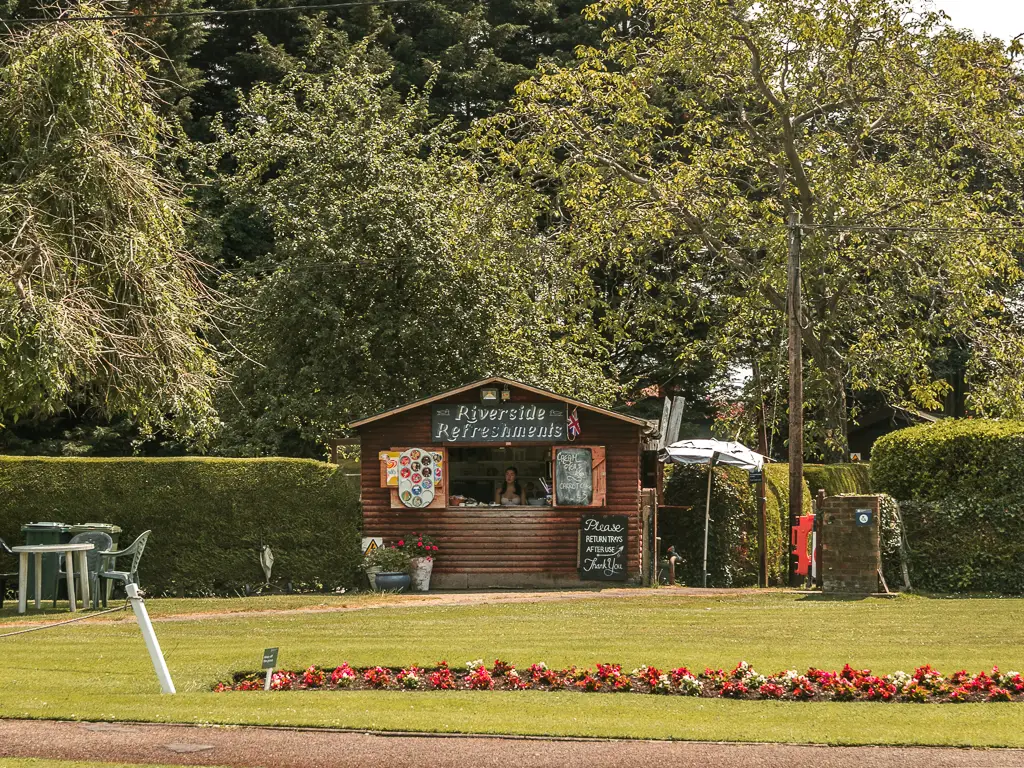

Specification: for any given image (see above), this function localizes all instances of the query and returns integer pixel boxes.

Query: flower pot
[374,572,411,593]
[364,566,381,591]
[409,557,434,592]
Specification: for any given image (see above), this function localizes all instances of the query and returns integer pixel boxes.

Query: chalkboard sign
[579,515,628,581]
[555,447,593,506]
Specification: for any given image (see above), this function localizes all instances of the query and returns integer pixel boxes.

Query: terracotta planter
[409,557,434,592]
[374,572,411,592]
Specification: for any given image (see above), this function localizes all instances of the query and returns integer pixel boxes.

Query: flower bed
[215,659,1024,703]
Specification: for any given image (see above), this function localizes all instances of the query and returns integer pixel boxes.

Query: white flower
[889,671,912,692]
[677,674,702,695]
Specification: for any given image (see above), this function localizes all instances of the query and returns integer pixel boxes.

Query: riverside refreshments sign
[431,403,567,443]
[579,514,628,581]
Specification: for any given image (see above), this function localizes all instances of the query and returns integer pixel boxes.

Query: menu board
[579,514,628,581]
[395,448,443,508]
[554,447,593,506]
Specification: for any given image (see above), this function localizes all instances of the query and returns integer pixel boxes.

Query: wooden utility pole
[787,210,804,588]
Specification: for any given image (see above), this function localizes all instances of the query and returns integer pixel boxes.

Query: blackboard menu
[579,514,628,581]
[555,447,592,506]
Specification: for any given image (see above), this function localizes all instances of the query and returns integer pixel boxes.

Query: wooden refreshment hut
[351,377,656,589]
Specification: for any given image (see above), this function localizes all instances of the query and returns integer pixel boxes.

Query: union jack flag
[567,407,581,440]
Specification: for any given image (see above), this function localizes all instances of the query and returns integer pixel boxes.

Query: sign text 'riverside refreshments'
[432,403,566,443]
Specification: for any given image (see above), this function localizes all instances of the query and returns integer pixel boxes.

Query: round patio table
[12,543,94,615]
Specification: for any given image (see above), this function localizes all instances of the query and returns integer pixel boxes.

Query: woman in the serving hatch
[496,466,527,506]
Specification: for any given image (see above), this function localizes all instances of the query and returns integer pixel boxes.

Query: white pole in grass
[702,452,719,588]
[125,582,175,694]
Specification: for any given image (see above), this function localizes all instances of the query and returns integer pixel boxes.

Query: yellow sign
[362,537,383,557]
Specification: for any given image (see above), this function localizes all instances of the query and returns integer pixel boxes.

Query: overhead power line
[5,0,417,25]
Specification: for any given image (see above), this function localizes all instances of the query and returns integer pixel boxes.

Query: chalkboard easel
[578,514,628,581]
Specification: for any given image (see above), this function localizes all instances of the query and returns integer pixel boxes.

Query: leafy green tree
[207,39,611,456]
[188,0,601,133]
[0,12,218,442]
[479,0,1024,461]
[2,0,208,121]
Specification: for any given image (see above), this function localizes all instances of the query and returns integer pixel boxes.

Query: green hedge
[660,464,809,587]
[803,463,871,497]
[763,464,812,585]
[899,495,1024,594]
[0,457,362,596]
[872,419,1024,502]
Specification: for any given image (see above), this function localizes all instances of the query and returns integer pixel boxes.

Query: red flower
[432,545,438,551]
[417,542,423,547]
[397,540,405,547]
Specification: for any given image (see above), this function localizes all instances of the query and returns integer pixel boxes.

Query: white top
[12,543,95,553]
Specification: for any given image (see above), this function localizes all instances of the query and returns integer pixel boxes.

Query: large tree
[479,0,1024,462]
[208,39,612,456]
[188,0,602,134]
[0,12,218,442]
[2,0,208,121]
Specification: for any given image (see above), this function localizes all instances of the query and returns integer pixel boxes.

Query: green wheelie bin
[21,522,71,601]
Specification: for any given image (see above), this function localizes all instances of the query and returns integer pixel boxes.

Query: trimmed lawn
[0,593,399,623]
[1,591,1023,746]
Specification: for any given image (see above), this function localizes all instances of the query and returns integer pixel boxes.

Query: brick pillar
[821,495,881,595]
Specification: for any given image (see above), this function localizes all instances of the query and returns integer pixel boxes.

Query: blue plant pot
[374,572,411,593]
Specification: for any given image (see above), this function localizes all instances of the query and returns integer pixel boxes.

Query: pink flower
[397,539,405,546]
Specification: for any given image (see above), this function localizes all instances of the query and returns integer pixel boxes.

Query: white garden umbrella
[660,439,765,587]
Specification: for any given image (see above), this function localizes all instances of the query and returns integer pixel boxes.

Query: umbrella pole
[703,454,717,588]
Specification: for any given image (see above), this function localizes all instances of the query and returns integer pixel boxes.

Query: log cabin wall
[357,384,643,588]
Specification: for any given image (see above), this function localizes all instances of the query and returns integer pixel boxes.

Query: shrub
[763,464,812,585]
[899,495,1024,594]
[364,546,411,573]
[803,464,871,497]
[661,465,757,587]
[660,464,809,587]
[871,419,1024,503]
[878,494,905,589]
[0,456,361,596]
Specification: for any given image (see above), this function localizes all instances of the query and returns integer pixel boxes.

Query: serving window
[447,446,550,506]
[379,444,606,509]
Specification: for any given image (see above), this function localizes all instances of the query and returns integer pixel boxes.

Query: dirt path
[0,586,775,628]
[1,719,1021,768]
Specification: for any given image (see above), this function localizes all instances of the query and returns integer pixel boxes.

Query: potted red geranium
[404,533,439,592]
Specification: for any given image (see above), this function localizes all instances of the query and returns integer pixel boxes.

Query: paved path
[0,586,776,629]
[1,719,1023,768]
